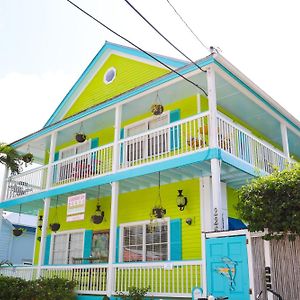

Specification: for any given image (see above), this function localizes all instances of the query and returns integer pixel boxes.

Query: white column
[264,238,274,300]
[37,132,57,277]
[246,231,255,300]
[280,123,290,159]
[207,66,223,231]
[113,105,122,172]
[0,166,9,233]
[107,182,119,296]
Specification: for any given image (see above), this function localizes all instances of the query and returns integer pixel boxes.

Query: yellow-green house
[0,41,299,300]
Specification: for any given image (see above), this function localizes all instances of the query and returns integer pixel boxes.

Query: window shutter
[119,128,124,165]
[44,235,52,265]
[83,230,93,264]
[54,152,59,161]
[170,219,182,261]
[115,227,120,263]
[170,109,181,151]
[52,152,60,183]
[91,137,99,149]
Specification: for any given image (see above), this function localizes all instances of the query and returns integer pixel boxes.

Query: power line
[165,0,210,52]
[66,0,207,96]
[123,0,206,73]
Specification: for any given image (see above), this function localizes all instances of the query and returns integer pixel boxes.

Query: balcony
[0,260,203,297]
[3,112,288,202]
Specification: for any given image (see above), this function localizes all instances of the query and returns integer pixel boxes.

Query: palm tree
[0,143,23,174]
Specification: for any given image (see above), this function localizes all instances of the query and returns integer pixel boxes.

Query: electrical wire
[66,0,207,96]
[165,0,210,52]
[123,0,206,73]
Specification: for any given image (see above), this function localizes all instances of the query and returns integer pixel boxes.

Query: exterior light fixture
[176,190,188,211]
[38,215,43,230]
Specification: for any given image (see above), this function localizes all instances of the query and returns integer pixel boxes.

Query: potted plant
[49,223,60,232]
[13,227,25,237]
[75,133,87,143]
[22,153,34,164]
[91,206,104,224]
[152,205,166,219]
[151,104,164,116]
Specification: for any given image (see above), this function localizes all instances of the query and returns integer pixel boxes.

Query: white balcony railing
[3,112,290,201]
[114,260,203,297]
[0,260,203,297]
[217,115,287,173]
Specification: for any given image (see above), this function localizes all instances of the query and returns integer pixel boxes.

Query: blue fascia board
[45,42,187,127]
[214,60,300,132]
[0,148,220,209]
[12,57,214,148]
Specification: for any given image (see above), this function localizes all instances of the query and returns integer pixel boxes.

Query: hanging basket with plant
[151,93,164,116]
[75,122,87,143]
[22,153,34,164]
[91,186,105,224]
[151,171,167,219]
[50,196,61,232]
[13,228,25,237]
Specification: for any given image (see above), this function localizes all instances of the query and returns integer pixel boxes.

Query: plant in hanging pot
[50,196,60,232]
[22,153,34,164]
[91,206,104,224]
[12,227,26,237]
[49,222,61,232]
[152,205,167,219]
[75,122,87,143]
[151,104,164,116]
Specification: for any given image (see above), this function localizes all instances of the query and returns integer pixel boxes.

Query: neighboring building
[0,42,299,300]
[0,216,36,265]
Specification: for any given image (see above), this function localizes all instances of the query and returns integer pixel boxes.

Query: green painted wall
[64,54,169,119]
[227,186,239,219]
[34,178,202,264]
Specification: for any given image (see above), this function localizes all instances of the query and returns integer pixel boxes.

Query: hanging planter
[49,222,61,232]
[91,186,105,224]
[151,93,164,116]
[75,122,87,143]
[151,171,167,219]
[13,228,24,237]
[50,196,60,232]
[22,153,34,164]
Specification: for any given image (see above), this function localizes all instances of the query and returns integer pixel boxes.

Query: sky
[0,0,300,220]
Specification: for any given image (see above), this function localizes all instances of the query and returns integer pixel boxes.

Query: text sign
[67,193,86,216]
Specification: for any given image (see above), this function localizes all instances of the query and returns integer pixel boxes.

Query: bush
[0,276,76,300]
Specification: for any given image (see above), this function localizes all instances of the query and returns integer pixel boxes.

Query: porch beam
[37,132,57,277]
[280,123,290,159]
[107,182,119,296]
[207,67,223,231]
[113,105,122,172]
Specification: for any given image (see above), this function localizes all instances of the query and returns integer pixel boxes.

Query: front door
[206,235,250,300]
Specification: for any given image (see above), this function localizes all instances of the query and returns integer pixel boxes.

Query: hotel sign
[66,193,86,222]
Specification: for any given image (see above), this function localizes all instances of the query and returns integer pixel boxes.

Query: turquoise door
[206,235,250,300]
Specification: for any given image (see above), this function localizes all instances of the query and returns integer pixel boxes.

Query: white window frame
[50,229,85,265]
[59,140,91,160]
[119,218,170,263]
[124,112,170,164]
[103,67,116,84]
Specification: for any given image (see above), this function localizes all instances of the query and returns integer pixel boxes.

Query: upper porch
[1,58,299,211]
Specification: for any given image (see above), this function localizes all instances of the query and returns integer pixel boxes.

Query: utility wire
[123,0,206,73]
[66,0,207,96]
[165,0,210,52]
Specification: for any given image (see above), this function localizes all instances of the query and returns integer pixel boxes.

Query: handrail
[7,165,48,180]
[119,111,210,143]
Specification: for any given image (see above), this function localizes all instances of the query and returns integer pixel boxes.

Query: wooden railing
[114,260,203,297]
[3,112,290,201]
[217,115,287,172]
[0,260,203,297]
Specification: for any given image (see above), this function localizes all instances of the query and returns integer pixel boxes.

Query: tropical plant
[237,163,300,240]
[117,286,150,300]
[0,142,34,174]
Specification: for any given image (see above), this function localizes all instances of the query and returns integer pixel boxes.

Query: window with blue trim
[120,219,169,262]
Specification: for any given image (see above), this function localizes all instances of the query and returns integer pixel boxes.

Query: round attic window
[104,67,116,84]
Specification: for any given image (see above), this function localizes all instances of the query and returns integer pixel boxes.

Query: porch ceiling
[6,160,253,215]
[215,72,284,150]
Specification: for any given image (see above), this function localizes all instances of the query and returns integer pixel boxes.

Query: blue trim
[170,219,182,260]
[91,137,99,149]
[44,235,51,265]
[115,227,120,263]
[119,128,124,164]
[0,148,220,209]
[76,296,104,300]
[12,224,36,233]
[214,60,300,132]
[11,57,214,148]
[45,42,187,127]
[170,109,181,151]
[83,230,93,263]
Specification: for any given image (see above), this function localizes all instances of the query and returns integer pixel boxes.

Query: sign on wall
[66,193,86,222]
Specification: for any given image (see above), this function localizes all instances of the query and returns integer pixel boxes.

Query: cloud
[0,71,75,143]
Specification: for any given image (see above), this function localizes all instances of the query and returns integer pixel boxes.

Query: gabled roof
[45,41,188,127]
